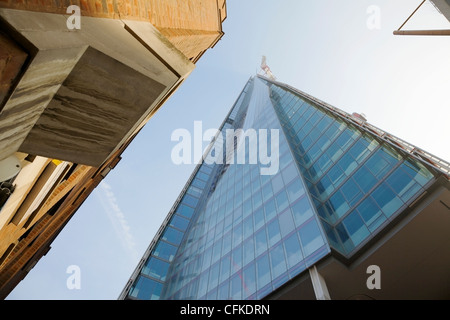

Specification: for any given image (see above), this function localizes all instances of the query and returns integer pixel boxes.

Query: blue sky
[7,0,450,300]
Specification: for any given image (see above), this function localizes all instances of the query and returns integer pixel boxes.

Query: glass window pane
[286,179,305,203]
[402,160,434,186]
[372,183,404,217]
[217,281,229,300]
[133,276,162,300]
[177,204,195,219]
[281,162,299,185]
[262,181,274,202]
[283,233,303,268]
[162,227,184,245]
[208,262,220,291]
[298,219,325,256]
[230,273,242,300]
[335,223,354,253]
[328,191,350,219]
[233,223,243,247]
[354,166,378,193]
[243,237,255,266]
[243,216,253,240]
[142,258,169,281]
[255,228,268,257]
[275,190,289,212]
[243,263,256,299]
[231,246,242,273]
[222,232,232,255]
[256,254,271,290]
[357,197,384,227]
[202,246,213,271]
[264,198,277,221]
[170,214,190,231]
[291,196,314,228]
[271,174,285,194]
[341,178,363,206]
[270,243,287,279]
[220,255,231,283]
[278,209,295,238]
[386,167,420,200]
[153,241,177,262]
[254,207,265,231]
[342,211,370,247]
[267,218,282,247]
[366,149,391,179]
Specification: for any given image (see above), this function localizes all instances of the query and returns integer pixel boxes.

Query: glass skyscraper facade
[120,75,449,300]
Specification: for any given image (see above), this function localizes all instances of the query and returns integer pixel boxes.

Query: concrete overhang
[268,185,450,300]
[0,9,195,167]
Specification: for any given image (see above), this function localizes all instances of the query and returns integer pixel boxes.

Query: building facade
[0,0,226,298]
[120,75,450,300]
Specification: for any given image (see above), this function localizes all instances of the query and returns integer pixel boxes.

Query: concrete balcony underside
[0,9,195,167]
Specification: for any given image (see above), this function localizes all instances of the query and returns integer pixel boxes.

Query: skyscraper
[120,75,450,300]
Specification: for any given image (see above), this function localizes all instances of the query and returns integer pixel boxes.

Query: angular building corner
[0,0,227,299]
[120,75,450,300]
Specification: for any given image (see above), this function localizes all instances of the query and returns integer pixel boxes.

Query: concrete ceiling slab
[18,47,166,167]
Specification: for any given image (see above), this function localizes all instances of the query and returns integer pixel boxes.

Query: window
[255,228,268,257]
[275,190,289,212]
[291,196,313,228]
[243,237,255,266]
[269,243,287,279]
[243,216,253,240]
[130,276,163,300]
[153,241,177,262]
[283,233,303,268]
[328,191,350,219]
[208,262,220,291]
[177,204,195,219]
[219,255,231,283]
[142,258,170,281]
[243,263,256,298]
[231,246,243,273]
[341,179,363,207]
[342,211,370,247]
[170,214,190,231]
[386,166,421,201]
[264,199,277,221]
[286,179,305,203]
[267,218,282,247]
[230,273,243,300]
[354,166,377,193]
[298,219,325,256]
[256,254,271,290]
[254,207,265,231]
[278,209,295,238]
[372,182,403,217]
[357,197,386,232]
[162,227,184,245]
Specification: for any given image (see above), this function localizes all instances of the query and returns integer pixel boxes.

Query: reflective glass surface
[125,76,438,300]
[269,83,436,255]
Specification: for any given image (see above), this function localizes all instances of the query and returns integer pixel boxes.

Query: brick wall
[0,0,225,60]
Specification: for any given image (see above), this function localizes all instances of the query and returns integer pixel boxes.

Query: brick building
[0,0,227,298]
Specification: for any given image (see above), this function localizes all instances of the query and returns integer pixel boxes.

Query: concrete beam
[309,265,331,300]
[0,9,195,167]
